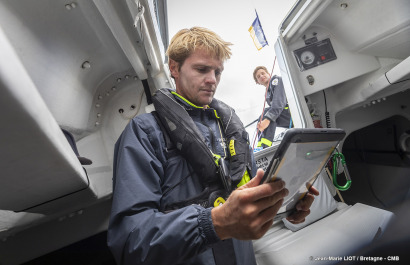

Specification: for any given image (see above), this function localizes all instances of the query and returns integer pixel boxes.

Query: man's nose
[205,71,217,84]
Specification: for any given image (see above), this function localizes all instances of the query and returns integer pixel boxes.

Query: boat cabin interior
[253,0,409,263]
[1,0,170,264]
[0,0,409,264]
[274,0,410,213]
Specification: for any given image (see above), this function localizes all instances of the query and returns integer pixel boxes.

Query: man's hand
[257,119,271,132]
[286,186,319,224]
[211,169,288,240]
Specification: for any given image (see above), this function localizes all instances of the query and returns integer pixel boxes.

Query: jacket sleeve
[264,76,287,122]
[107,116,220,265]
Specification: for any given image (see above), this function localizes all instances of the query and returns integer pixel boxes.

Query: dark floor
[22,231,116,265]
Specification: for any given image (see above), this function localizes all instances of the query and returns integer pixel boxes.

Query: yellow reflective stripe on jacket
[237,170,251,187]
[171,91,204,109]
[171,91,220,119]
[258,138,273,147]
[229,140,236,156]
[213,153,221,166]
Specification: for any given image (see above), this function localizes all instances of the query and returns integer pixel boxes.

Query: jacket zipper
[200,110,216,153]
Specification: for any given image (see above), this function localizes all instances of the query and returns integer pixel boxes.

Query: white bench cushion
[253,203,394,265]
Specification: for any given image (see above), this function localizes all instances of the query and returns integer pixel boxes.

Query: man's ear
[169,59,179,79]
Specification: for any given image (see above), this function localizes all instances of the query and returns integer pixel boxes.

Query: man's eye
[197,68,207,73]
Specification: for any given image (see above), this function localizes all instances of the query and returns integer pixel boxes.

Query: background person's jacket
[264,75,288,122]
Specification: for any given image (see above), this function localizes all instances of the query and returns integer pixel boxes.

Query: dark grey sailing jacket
[264,75,288,122]
[108,94,257,265]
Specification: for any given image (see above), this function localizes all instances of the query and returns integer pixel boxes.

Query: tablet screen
[267,141,338,214]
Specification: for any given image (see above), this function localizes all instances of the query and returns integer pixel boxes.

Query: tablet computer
[260,128,346,220]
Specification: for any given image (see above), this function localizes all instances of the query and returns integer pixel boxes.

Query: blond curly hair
[166,27,232,70]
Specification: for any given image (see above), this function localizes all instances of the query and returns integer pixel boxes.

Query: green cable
[332,152,352,191]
